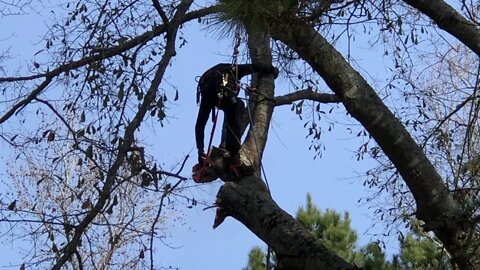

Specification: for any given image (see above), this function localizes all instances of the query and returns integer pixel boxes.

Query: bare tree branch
[274,88,341,106]
[0,0,32,16]
[0,6,219,84]
[0,5,220,125]
[403,0,480,56]
[422,94,475,148]
[33,97,78,143]
[49,1,194,268]
[0,75,52,124]
[149,176,185,270]
[151,0,170,25]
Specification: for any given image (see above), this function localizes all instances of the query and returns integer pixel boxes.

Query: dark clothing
[195,94,244,157]
[196,63,256,105]
[195,63,276,158]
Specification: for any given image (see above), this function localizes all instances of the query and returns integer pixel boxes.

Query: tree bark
[267,19,480,269]
[274,89,341,106]
[241,26,276,169]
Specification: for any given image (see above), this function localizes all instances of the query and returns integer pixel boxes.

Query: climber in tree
[194,63,277,181]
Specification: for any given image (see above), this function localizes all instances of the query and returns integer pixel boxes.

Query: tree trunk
[241,26,276,168]
[214,23,358,270]
[267,19,480,269]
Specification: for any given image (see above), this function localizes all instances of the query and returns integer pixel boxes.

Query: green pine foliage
[243,247,266,270]
[397,234,452,270]
[296,193,359,263]
[358,242,395,270]
[244,193,453,270]
[215,0,296,33]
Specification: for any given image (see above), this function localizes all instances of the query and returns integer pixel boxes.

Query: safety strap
[198,100,221,180]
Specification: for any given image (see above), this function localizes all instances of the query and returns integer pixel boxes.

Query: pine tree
[243,247,267,270]
[296,193,359,263]
[244,193,365,268]
[397,233,452,270]
[244,194,453,270]
[358,242,394,270]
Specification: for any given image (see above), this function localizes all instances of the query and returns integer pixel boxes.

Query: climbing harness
[193,31,273,183]
[192,34,242,183]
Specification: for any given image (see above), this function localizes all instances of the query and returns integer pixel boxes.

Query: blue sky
[0,4,397,269]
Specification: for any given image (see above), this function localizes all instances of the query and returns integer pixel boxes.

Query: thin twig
[34,97,79,144]
[0,76,52,124]
[149,178,185,270]
[148,155,190,269]
[422,95,475,148]
[151,0,170,25]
